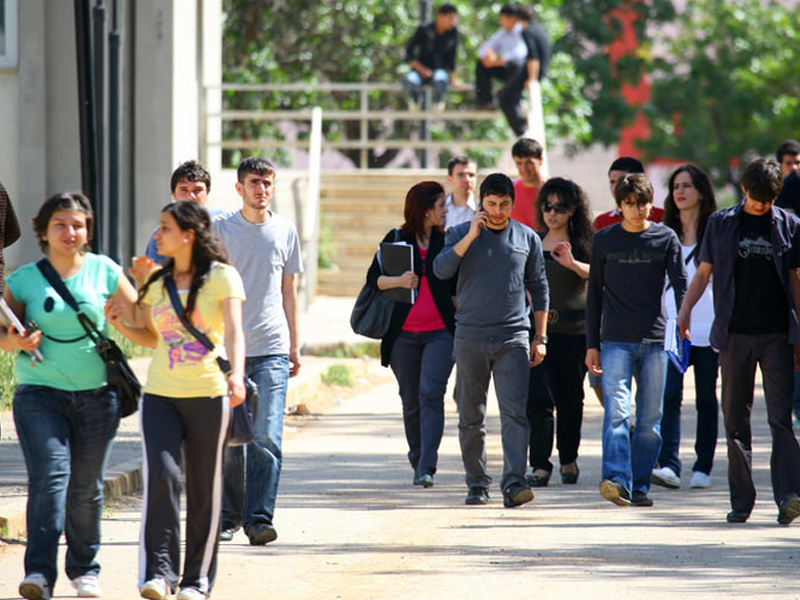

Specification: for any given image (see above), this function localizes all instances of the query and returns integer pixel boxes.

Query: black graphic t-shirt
[730,211,788,333]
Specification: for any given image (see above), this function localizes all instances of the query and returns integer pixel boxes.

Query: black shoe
[777,496,800,525]
[599,479,630,506]
[503,483,534,508]
[631,491,653,507]
[465,486,490,505]
[413,472,434,488]
[219,527,237,542]
[246,523,278,545]
[525,470,551,488]
[560,464,580,485]
[726,509,750,523]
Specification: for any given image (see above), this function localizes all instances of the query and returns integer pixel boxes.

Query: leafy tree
[221,0,800,179]
[642,0,800,186]
[220,0,593,168]
[552,0,676,148]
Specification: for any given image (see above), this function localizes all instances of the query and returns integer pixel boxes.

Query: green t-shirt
[7,253,121,391]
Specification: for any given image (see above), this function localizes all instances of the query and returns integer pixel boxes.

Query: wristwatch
[534,334,548,344]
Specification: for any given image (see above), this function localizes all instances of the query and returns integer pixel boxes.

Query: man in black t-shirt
[586,173,687,508]
[679,157,800,526]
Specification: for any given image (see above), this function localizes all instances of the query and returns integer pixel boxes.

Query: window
[0,0,19,69]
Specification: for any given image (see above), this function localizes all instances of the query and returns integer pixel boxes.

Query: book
[664,318,690,373]
[379,241,415,304]
[0,298,44,362]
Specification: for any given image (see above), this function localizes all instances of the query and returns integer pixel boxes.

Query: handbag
[349,228,398,339]
[36,259,142,418]
[350,284,394,339]
[163,274,258,446]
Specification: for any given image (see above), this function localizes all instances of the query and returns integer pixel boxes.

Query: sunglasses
[541,200,571,214]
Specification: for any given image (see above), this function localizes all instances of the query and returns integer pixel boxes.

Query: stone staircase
[317,170,450,297]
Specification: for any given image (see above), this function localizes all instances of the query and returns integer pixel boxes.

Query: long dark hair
[663,164,717,253]
[536,177,593,262]
[401,181,445,238]
[138,200,228,323]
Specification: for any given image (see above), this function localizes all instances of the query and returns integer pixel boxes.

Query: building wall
[0,0,220,274]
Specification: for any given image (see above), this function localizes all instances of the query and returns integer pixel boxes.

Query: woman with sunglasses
[525,177,593,487]
[651,164,718,490]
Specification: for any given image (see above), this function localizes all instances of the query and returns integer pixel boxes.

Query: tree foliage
[220,0,593,168]
[558,0,676,147]
[642,0,800,185]
[221,0,800,178]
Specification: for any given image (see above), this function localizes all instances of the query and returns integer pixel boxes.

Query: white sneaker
[140,578,169,600]
[19,573,52,600]
[652,466,681,489]
[72,574,103,598]
[434,100,446,111]
[690,471,711,488]
[177,588,205,600]
[407,98,420,113]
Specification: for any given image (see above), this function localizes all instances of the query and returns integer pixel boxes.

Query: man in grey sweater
[434,173,549,508]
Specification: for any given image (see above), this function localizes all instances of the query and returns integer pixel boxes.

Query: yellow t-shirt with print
[142,262,246,398]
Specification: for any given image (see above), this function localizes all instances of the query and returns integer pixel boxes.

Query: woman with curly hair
[651,164,719,490]
[526,177,594,487]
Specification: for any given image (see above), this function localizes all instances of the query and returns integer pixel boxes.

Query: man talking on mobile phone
[434,172,549,509]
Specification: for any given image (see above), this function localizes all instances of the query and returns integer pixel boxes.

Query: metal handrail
[207,81,533,169]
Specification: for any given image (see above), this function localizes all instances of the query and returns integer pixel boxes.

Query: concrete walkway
[1,297,800,599]
[0,296,365,538]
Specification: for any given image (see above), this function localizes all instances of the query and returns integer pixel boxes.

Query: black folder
[379,242,415,304]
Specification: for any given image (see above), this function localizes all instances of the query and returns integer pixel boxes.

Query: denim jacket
[699,202,800,351]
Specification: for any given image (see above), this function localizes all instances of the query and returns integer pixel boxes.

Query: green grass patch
[0,350,17,411]
[305,341,380,359]
[320,364,353,387]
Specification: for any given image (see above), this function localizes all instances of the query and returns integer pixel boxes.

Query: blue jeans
[601,342,667,495]
[222,354,289,530]
[13,384,119,589]
[454,332,530,491]
[658,345,719,476]
[389,329,454,476]
[402,69,450,103]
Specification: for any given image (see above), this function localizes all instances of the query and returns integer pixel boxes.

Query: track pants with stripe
[139,394,229,594]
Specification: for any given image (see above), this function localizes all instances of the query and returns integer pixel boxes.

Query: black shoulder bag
[163,274,258,446]
[350,228,399,339]
[36,259,142,418]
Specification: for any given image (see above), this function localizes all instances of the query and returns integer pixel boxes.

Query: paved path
[2,361,799,599]
[2,296,800,599]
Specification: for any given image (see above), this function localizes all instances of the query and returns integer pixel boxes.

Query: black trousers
[718,332,800,512]
[475,60,528,136]
[526,332,586,472]
[140,394,229,595]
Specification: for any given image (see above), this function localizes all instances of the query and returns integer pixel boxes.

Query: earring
[183,238,189,243]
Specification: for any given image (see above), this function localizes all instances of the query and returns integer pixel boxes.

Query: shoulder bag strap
[36,258,105,345]
[163,275,229,373]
